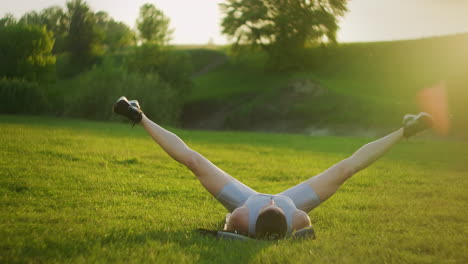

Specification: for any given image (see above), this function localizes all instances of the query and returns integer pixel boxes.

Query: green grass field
[1,115,467,263]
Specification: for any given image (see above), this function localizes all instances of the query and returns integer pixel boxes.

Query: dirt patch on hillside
[181,79,394,136]
[183,80,337,133]
[191,55,228,78]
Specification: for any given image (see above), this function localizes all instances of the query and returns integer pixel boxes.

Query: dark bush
[55,53,75,79]
[56,53,104,79]
[0,79,48,114]
[125,44,193,95]
[54,58,181,125]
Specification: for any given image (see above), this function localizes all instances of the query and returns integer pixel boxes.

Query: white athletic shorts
[215,179,321,213]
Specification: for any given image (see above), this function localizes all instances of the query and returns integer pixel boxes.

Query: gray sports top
[216,179,321,237]
[243,193,297,236]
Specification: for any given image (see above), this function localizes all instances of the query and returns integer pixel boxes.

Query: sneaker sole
[113,98,130,115]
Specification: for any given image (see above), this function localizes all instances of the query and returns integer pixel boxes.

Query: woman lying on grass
[113,96,433,240]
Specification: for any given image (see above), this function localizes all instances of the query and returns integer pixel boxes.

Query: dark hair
[255,207,287,239]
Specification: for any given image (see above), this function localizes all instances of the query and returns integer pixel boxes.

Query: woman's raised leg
[282,112,432,211]
[114,96,257,211]
[281,128,406,212]
[305,128,404,202]
[140,114,233,196]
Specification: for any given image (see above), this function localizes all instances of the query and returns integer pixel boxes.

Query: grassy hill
[183,33,468,137]
[1,115,466,263]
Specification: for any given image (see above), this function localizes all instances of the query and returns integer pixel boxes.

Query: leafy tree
[136,3,173,44]
[106,21,135,51]
[95,11,135,52]
[0,23,55,82]
[126,44,193,95]
[0,13,16,27]
[19,11,42,25]
[65,0,102,70]
[20,6,68,53]
[220,0,348,71]
[38,6,69,53]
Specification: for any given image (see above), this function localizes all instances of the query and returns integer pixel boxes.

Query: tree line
[0,0,347,123]
[0,0,174,80]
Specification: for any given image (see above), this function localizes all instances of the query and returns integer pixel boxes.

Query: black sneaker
[113,96,143,125]
[402,112,433,137]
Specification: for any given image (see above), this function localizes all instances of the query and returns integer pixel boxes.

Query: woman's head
[255,201,287,239]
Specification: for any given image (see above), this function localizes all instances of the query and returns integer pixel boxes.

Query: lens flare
[417,82,450,136]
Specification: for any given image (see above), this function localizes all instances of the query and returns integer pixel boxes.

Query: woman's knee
[333,159,355,182]
[182,149,201,171]
[343,163,355,178]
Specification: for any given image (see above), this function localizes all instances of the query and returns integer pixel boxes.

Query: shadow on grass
[111,228,273,263]
[11,228,273,263]
[127,231,267,262]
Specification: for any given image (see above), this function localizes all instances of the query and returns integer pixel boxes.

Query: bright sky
[1,0,468,44]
